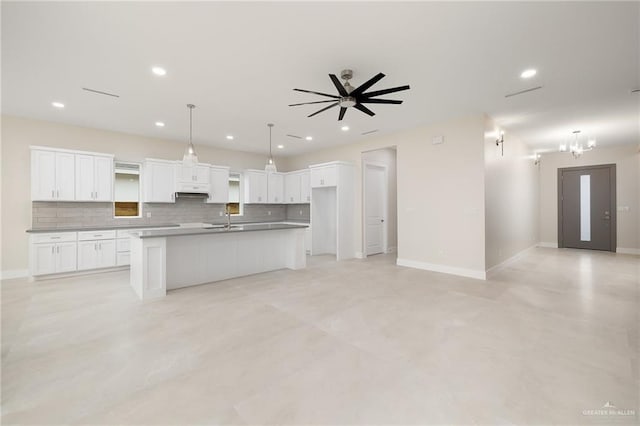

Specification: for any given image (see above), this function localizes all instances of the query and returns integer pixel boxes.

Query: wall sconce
[534,153,541,166]
[495,131,504,156]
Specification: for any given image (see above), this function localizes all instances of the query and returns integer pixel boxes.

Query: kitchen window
[114,162,141,217]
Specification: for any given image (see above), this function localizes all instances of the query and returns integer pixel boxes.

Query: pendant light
[183,104,198,167]
[265,123,277,172]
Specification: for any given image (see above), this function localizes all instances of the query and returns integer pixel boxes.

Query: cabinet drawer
[78,230,116,241]
[116,229,142,239]
[117,238,130,252]
[32,232,77,244]
[176,182,210,193]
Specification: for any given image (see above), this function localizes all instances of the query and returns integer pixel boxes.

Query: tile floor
[1,248,638,425]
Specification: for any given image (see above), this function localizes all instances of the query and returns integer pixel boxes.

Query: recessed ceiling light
[305,136,313,141]
[155,121,165,127]
[341,125,350,131]
[52,102,65,108]
[226,135,234,140]
[277,144,284,149]
[151,66,167,76]
[520,69,537,79]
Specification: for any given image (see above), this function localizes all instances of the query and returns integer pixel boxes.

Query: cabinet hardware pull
[52,190,55,198]
[57,246,59,253]
[51,246,55,254]
[51,236,60,239]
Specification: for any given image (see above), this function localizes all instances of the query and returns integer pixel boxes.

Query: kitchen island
[129,223,307,300]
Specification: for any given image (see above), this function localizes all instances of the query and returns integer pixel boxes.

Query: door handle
[381,219,384,223]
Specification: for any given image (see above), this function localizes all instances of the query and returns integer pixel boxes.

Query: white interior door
[364,164,386,256]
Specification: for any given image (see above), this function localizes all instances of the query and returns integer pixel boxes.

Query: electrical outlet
[146,212,151,218]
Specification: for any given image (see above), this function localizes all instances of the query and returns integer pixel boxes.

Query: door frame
[362,161,388,258]
[557,163,616,251]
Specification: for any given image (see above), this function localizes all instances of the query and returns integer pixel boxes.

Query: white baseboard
[386,246,397,254]
[617,247,640,255]
[537,242,558,248]
[396,258,486,280]
[486,244,538,278]
[0,269,29,280]
[355,252,365,259]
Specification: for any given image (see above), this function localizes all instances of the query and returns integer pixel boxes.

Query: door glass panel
[580,174,591,241]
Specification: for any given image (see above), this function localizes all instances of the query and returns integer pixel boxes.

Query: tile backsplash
[31,199,298,229]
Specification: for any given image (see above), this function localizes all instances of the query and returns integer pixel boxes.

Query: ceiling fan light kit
[290,69,410,121]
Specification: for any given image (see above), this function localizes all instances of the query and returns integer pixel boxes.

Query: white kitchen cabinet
[243,170,267,204]
[143,159,176,203]
[310,165,337,188]
[284,172,302,204]
[78,230,117,271]
[267,172,284,204]
[310,161,355,261]
[300,170,311,203]
[207,166,230,204]
[29,232,78,276]
[177,163,210,184]
[31,149,75,201]
[75,154,114,201]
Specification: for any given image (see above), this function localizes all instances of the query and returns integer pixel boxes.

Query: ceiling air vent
[82,87,120,98]
[505,86,543,98]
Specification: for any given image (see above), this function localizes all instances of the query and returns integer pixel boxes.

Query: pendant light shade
[265,123,277,172]
[183,104,198,167]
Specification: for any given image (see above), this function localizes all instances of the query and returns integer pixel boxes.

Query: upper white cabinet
[143,159,176,203]
[284,170,311,204]
[243,170,267,204]
[177,163,210,184]
[31,148,76,201]
[75,154,114,201]
[31,147,113,202]
[207,166,230,204]
[310,165,337,188]
[267,172,284,204]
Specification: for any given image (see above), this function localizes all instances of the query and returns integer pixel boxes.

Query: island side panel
[130,236,167,300]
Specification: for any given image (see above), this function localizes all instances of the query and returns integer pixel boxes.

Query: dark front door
[559,164,616,251]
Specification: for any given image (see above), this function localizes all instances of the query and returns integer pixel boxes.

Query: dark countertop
[134,223,308,238]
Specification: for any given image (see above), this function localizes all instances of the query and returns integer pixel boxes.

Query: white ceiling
[2,2,639,156]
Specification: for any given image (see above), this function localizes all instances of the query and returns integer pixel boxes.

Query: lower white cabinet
[30,232,78,276]
[77,239,116,270]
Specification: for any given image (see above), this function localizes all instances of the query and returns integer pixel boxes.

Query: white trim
[362,160,389,258]
[355,251,365,259]
[396,258,486,280]
[617,247,640,255]
[386,246,397,254]
[0,269,29,280]
[538,242,558,248]
[486,244,538,277]
[30,145,114,158]
[31,266,129,281]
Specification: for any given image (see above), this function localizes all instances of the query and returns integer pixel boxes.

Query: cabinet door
[97,240,117,268]
[55,242,77,273]
[77,240,98,270]
[55,153,76,201]
[284,173,301,204]
[93,156,113,201]
[267,173,284,204]
[301,171,311,203]
[32,243,56,275]
[310,166,336,187]
[75,155,96,201]
[244,171,267,203]
[208,168,229,203]
[194,165,210,184]
[177,164,194,182]
[144,161,175,203]
[31,150,57,201]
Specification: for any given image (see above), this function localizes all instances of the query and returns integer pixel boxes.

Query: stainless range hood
[175,192,209,199]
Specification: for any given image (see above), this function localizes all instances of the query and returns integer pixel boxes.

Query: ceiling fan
[289,69,410,121]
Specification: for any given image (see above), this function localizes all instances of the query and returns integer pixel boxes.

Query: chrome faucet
[225,204,231,229]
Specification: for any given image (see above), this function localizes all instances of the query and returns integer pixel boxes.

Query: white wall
[539,144,639,252]
[0,115,279,275]
[361,148,397,253]
[282,114,487,279]
[484,116,539,271]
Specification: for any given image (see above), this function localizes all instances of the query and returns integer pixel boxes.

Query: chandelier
[559,130,596,159]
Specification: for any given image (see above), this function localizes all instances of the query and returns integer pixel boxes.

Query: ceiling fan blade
[293,88,340,99]
[354,103,376,117]
[359,98,403,105]
[308,102,339,117]
[338,107,347,121]
[362,85,411,98]
[289,99,339,107]
[351,73,385,97]
[329,74,349,96]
